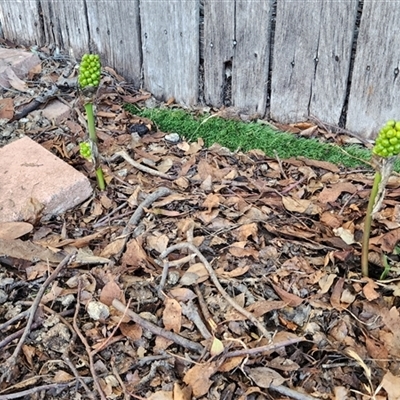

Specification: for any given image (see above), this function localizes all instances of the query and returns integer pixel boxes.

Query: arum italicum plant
[78,53,106,190]
[361,120,400,277]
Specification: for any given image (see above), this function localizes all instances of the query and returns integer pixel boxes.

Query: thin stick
[0,252,76,382]
[159,243,271,340]
[91,298,132,356]
[269,384,318,400]
[224,337,305,358]
[0,380,92,400]
[73,280,107,400]
[115,150,175,180]
[112,299,204,353]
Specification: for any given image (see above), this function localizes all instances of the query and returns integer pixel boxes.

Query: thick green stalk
[361,171,382,277]
[85,102,97,142]
[84,102,105,190]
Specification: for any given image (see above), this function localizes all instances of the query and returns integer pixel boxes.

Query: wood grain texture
[140,0,199,105]
[270,0,357,124]
[232,1,272,115]
[86,1,141,87]
[40,0,89,58]
[203,0,235,107]
[0,1,43,46]
[346,0,400,140]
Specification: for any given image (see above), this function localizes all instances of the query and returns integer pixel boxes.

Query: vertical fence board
[86,1,141,87]
[203,0,235,107]
[310,1,358,124]
[347,0,400,140]
[140,0,199,105]
[0,1,43,46]
[40,0,89,58]
[271,0,357,125]
[232,1,272,115]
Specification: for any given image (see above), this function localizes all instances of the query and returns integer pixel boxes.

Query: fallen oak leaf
[270,283,303,307]
[183,362,219,397]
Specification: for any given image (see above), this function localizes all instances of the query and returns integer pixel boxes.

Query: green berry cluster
[78,54,101,88]
[373,120,400,158]
[79,142,92,159]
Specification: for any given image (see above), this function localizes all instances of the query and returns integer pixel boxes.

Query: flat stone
[0,136,93,223]
[32,99,71,124]
[0,48,41,89]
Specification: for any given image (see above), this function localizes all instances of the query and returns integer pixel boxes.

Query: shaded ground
[1,47,400,400]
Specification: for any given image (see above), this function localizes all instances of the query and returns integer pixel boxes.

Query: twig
[111,360,129,400]
[0,380,92,400]
[269,384,319,400]
[123,186,172,234]
[114,187,172,261]
[0,252,76,383]
[73,280,107,400]
[91,298,132,356]
[181,300,212,340]
[62,356,95,400]
[225,337,305,358]
[0,307,74,350]
[112,299,204,353]
[273,150,288,180]
[115,150,175,180]
[159,243,271,339]
[193,283,216,332]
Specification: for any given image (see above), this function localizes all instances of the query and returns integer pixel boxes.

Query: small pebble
[87,301,110,321]
[165,133,180,144]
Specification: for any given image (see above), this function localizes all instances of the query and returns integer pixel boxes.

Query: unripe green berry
[373,120,400,157]
[78,53,101,89]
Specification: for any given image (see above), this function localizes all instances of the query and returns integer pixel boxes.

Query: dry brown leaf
[218,356,244,372]
[100,281,124,306]
[246,366,286,388]
[147,233,169,253]
[202,193,220,212]
[180,262,209,285]
[362,278,380,301]
[162,297,182,333]
[270,283,303,307]
[173,383,192,400]
[318,182,358,203]
[169,288,197,302]
[330,277,345,310]
[234,223,258,242]
[216,264,250,278]
[318,273,337,294]
[53,370,74,383]
[183,362,219,397]
[282,196,322,215]
[120,323,143,340]
[0,221,33,240]
[381,371,400,400]
[146,390,173,400]
[0,98,14,119]
[121,238,148,268]
[100,237,126,258]
[229,241,259,258]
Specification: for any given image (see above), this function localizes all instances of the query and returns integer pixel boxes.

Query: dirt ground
[1,45,400,400]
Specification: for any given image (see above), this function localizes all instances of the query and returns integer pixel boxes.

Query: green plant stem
[85,102,97,142]
[84,102,105,190]
[361,171,382,277]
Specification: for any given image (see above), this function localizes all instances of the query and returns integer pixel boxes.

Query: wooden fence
[1,0,399,140]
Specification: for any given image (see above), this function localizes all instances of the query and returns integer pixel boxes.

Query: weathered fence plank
[140,0,199,105]
[232,0,272,115]
[270,0,358,125]
[40,0,89,58]
[0,1,43,46]
[346,0,400,140]
[86,1,141,87]
[203,0,235,107]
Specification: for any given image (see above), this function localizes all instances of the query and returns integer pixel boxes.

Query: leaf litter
[0,46,400,399]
